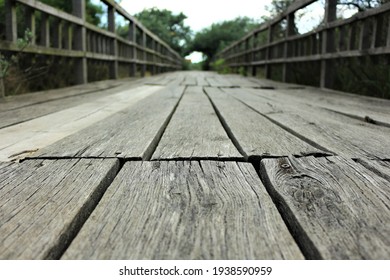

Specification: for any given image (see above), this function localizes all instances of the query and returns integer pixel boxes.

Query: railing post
[52,19,62,49]
[348,23,357,50]
[63,22,72,50]
[244,38,250,76]
[72,0,88,84]
[128,21,137,76]
[156,42,161,74]
[283,13,296,83]
[265,25,272,79]
[359,20,371,50]
[25,7,36,45]
[141,31,146,77]
[372,16,382,49]
[40,13,50,47]
[251,32,257,77]
[320,0,337,89]
[108,5,118,79]
[151,40,156,75]
[5,0,17,42]
[387,19,390,47]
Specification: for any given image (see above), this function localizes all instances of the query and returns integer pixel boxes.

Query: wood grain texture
[152,87,242,160]
[0,79,127,112]
[195,73,210,87]
[62,161,303,260]
[0,158,119,259]
[205,87,323,159]
[35,86,185,159]
[0,82,142,129]
[356,159,390,182]
[181,75,197,86]
[260,156,390,259]
[225,87,390,159]
[223,75,261,88]
[143,73,175,86]
[261,87,390,127]
[247,77,305,90]
[0,85,161,162]
[205,75,233,87]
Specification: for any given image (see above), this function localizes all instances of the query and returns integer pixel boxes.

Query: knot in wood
[281,163,291,169]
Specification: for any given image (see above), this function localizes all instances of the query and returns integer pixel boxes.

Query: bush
[211,58,230,74]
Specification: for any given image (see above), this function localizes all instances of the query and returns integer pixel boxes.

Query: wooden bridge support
[282,13,296,83]
[128,21,137,77]
[73,0,88,84]
[320,0,336,89]
[5,0,17,42]
[141,32,147,77]
[107,4,118,80]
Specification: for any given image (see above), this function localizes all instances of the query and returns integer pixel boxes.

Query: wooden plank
[0,82,144,129]
[166,73,186,86]
[356,159,390,182]
[260,156,390,259]
[195,72,210,87]
[0,158,119,259]
[0,79,129,112]
[35,86,185,159]
[267,84,390,136]
[152,87,242,160]
[181,75,197,86]
[249,86,390,127]
[143,74,174,85]
[205,75,234,87]
[0,86,161,162]
[224,74,261,88]
[224,88,390,159]
[205,87,324,160]
[62,161,304,259]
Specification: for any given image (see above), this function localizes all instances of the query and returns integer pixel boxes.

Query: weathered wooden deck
[1,71,390,260]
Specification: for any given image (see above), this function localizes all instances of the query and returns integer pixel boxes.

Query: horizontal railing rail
[2,0,183,84]
[217,0,390,89]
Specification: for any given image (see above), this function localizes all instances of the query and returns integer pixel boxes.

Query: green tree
[38,0,104,26]
[264,0,295,18]
[338,0,390,11]
[188,17,259,70]
[134,8,192,56]
[0,29,32,98]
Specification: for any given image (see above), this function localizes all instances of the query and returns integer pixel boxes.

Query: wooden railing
[217,0,390,89]
[2,0,183,84]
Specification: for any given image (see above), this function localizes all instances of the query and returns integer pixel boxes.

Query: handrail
[217,0,390,89]
[2,0,183,84]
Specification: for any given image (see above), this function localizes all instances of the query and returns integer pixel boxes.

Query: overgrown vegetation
[0,29,32,98]
[210,59,230,74]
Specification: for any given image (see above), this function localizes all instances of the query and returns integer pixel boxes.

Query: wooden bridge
[1,71,390,260]
[1,0,390,260]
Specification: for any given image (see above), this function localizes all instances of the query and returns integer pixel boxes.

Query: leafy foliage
[38,0,104,26]
[134,8,192,56]
[188,17,259,69]
[264,0,295,18]
[338,0,390,11]
[0,29,32,97]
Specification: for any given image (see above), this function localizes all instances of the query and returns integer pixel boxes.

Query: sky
[117,0,273,32]
[103,1,357,62]
[113,0,273,62]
